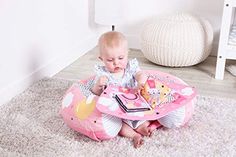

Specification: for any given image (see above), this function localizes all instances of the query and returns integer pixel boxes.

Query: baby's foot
[148,121,162,137]
[133,134,144,148]
[135,121,151,136]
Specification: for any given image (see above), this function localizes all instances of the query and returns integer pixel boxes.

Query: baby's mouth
[114,67,122,72]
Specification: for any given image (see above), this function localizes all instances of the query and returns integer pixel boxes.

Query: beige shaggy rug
[0,78,236,157]
[226,64,236,77]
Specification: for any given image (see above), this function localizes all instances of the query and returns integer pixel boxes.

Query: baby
[91,31,159,148]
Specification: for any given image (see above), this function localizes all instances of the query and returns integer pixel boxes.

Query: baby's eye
[119,57,124,60]
[106,59,113,62]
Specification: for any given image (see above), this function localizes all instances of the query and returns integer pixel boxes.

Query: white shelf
[215,0,236,79]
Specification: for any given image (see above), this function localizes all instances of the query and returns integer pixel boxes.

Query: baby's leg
[119,122,144,148]
[135,120,161,136]
[148,120,162,136]
[135,121,151,136]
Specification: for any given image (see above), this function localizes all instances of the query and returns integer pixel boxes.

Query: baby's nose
[113,59,118,65]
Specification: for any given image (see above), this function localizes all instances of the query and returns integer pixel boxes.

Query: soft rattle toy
[140,77,172,109]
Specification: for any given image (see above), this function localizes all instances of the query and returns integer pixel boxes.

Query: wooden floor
[54,48,236,99]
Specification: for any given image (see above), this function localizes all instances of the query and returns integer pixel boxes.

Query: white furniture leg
[215,0,236,80]
[215,55,226,80]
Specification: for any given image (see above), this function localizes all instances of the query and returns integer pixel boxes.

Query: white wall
[0,0,100,105]
[0,0,225,105]
[115,0,224,55]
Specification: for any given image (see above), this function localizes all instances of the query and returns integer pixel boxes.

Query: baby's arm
[91,76,108,96]
[135,71,148,89]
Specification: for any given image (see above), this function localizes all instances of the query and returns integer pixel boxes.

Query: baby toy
[140,77,172,109]
[60,77,122,141]
[60,70,197,141]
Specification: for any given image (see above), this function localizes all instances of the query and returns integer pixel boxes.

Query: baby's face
[100,45,128,73]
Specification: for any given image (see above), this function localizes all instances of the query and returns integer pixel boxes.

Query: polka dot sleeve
[128,58,141,76]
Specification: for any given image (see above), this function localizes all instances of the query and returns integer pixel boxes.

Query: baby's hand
[91,76,108,96]
[97,76,108,90]
[134,82,145,93]
[135,71,148,89]
[137,82,145,90]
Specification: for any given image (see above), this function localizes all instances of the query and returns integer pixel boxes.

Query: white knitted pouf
[141,13,213,67]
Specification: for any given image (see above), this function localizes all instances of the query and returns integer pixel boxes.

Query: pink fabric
[60,70,196,141]
[97,70,197,121]
[60,81,122,141]
[182,99,195,126]
[176,75,195,126]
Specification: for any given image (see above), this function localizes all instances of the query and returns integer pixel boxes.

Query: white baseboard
[210,42,218,56]
[0,35,98,105]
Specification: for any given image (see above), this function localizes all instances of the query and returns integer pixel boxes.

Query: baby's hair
[98,31,128,55]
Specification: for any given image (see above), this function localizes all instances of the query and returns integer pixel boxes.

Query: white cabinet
[215,0,236,79]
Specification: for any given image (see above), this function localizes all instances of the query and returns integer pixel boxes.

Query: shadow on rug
[0,78,236,157]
